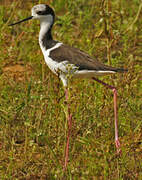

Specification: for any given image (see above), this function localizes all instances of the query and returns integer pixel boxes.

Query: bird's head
[9,4,55,26]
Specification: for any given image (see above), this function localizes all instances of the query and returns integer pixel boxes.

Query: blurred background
[0,0,141,179]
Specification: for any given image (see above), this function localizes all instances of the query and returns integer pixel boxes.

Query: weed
[0,0,141,179]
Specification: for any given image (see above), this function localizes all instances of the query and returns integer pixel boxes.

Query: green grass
[0,0,142,179]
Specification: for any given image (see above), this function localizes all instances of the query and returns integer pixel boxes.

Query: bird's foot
[115,139,122,155]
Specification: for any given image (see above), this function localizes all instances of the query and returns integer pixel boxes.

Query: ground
[0,0,142,179]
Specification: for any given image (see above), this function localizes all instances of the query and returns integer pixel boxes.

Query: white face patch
[31,4,52,21]
[32,4,47,16]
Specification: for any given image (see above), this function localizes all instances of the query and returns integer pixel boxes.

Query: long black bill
[8,16,33,26]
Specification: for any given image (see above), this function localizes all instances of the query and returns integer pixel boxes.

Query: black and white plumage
[9,4,127,170]
[9,4,127,86]
[37,4,127,87]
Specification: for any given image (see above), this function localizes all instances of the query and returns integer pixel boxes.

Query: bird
[9,4,127,171]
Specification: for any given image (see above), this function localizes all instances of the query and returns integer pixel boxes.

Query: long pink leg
[92,77,121,154]
[63,88,72,171]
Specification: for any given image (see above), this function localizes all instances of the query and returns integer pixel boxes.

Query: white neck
[38,15,53,49]
[39,22,51,41]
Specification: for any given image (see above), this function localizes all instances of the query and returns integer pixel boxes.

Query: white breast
[39,42,78,76]
[40,42,63,74]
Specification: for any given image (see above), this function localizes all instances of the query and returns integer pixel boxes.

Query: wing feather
[49,44,127,72]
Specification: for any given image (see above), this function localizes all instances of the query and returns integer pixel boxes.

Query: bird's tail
[113,68,128,73]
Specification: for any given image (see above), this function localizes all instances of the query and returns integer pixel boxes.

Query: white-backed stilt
[9,4,127,170]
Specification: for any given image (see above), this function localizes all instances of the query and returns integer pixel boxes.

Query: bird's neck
[39,21,53,50]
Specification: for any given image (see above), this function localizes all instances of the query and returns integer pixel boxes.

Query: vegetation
[0,0,141,179]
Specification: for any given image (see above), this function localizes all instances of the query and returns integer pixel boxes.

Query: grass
[0,0,142,179]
